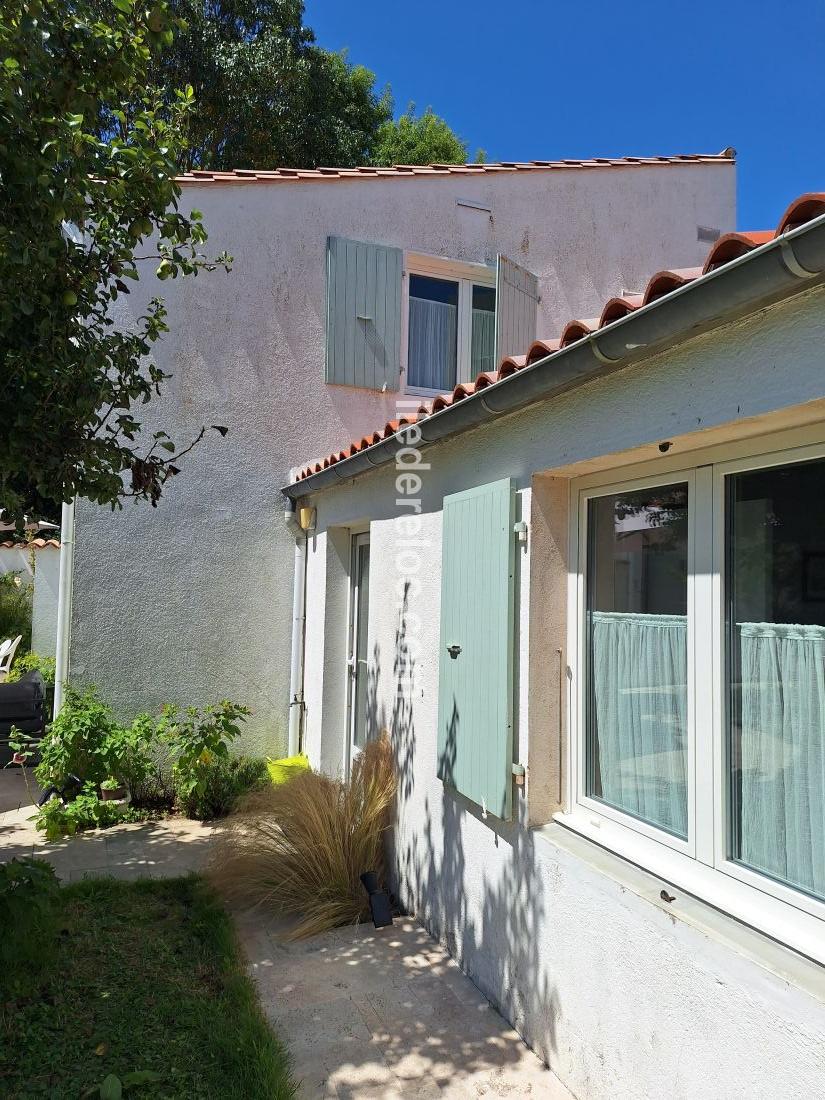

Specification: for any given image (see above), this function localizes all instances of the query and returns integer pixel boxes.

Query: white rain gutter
[284,507,307,756]
[284,212,825,499]
[53,498,76,714]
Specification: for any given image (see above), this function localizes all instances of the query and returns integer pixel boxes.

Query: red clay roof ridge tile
[176,151,734,186]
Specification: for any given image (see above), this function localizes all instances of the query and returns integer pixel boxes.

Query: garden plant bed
[0,874,295,1099]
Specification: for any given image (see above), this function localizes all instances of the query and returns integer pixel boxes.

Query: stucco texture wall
[0,545,59,656]
[301,289,825,1098]
[69,162,734,751]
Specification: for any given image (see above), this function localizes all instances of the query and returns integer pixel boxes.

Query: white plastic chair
[0,635,22,682]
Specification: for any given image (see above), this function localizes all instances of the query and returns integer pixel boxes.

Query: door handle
[446,644,462,659]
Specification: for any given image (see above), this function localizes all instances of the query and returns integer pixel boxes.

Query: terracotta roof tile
[0,538,60,549]
[294,189,825,486]
[176,151,733,187]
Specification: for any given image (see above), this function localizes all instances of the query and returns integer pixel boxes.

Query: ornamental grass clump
[209,734,396,939]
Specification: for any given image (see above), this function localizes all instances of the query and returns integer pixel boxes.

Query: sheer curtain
[739,622,825,897]
[471,308,496,375]
[591,611,688,837]
[408,296,457,391]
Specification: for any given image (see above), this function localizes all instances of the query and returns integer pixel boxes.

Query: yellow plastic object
[266,753,311,785]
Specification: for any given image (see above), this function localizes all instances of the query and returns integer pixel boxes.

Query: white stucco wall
[300,287,825,1099]
[31,547,60,656]
[0,545,33,581]
[0,544,60,656]
[69,161,734,751]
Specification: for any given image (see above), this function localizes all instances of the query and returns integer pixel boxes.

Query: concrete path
[0,768,216,880]
[1,769,572,1098]
[238,913,572,1099]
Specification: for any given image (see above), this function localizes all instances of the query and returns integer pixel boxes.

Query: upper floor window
[406,257,496,394]
[324,236,537,394]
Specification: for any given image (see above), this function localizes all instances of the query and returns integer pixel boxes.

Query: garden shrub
[129,758,176,812]
[6,651,56,718]
[176,754,269,820]
[209,734,396,939]
[34,684,122,789]
[158,700,250,805]
[30,687,254,833]
[0,857,59,995]
[0,570,33,650]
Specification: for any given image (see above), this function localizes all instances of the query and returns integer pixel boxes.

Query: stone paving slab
[240,913,574,1099]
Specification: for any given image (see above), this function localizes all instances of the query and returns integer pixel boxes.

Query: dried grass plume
[208,733,396,939]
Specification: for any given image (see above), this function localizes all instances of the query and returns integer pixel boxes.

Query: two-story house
[64,152,736,752]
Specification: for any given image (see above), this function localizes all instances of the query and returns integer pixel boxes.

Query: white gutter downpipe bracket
[53,498,76,715]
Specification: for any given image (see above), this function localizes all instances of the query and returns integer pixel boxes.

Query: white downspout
[285,509,307,757]
[53,498,76,715]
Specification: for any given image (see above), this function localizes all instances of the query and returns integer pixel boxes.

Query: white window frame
[560,435,825,966]
[402,251,495,398]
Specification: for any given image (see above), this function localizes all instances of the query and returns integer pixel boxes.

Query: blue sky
[306,0,825,230]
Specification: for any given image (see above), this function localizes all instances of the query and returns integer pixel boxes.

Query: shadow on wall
[383,586,561,1071]
[366,580,418,803]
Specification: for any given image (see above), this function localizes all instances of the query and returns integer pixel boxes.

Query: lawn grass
[0,874,295,1099]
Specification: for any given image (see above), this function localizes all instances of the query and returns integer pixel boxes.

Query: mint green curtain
[739,622,825,899]
[591,611,688,837]
[471,307,496,375]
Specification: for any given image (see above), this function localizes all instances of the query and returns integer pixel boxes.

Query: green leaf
[99,1074,122,1100]
[121,1070,163,1088]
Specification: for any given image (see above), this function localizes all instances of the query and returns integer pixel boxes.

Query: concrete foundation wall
[69,162,734,750]
[300,288,825,1098]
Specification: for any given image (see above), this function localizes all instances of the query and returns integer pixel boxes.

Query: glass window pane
[407,275,457,390]
[586,484,689,838]
[471,284,496,375]
[353,541,371,750]
[727,457,825,901]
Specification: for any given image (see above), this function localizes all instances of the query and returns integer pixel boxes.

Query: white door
[347,532,371,772]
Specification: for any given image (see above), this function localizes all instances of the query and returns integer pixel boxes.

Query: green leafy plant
[177,754,268,820]
[34,685,122,789]
[159,701,250,803]
[83,1070,163,1099]
[128,756,176,813]
[6,650,57,717]
[0,570,33,649]
[35,783,148,840]
[0,856,59,994]
[99,712,156,795]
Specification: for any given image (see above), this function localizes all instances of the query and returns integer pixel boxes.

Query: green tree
[371,104,469,167]
[0,0,230,524]
[153,0,393,169]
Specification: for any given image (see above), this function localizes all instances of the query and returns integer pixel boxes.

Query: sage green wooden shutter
[325,236,402,391]
[494,253,539,363]
[437,478,516,820]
